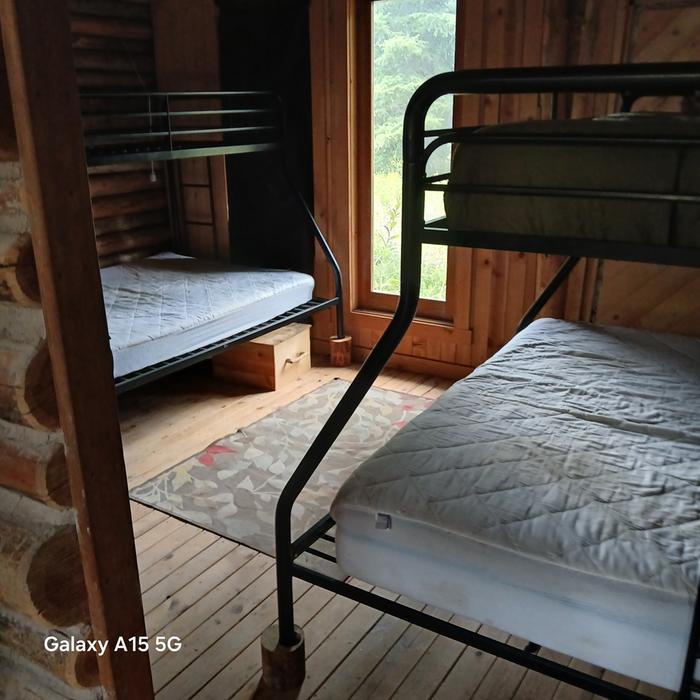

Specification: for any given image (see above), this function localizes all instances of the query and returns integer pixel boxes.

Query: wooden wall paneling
[151,0,229,261]
[450,0,487,369]
[353,0,374,318]
[311,0,700,375]
[309,0,355,356]
[311,0,573,374]
[586,0,700,336]
[308,1,483,377]
[0,0,153,696]
[455,0,575,365]
[596,261,700,335]
[560,0,630,323]
[498,0,547,347]
[70,0,172,267]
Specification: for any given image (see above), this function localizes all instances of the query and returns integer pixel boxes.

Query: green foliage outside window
[372,0,456,301]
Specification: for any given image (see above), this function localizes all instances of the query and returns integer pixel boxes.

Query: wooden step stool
[212,323,311,390]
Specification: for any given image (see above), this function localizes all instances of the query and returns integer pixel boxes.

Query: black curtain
[218,0,314,274]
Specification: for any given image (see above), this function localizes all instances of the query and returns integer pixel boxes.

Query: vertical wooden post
[0,1,153,698]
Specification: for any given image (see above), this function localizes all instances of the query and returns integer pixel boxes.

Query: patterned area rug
[130,379,432,556]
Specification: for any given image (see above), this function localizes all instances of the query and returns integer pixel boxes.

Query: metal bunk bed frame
[81,90,345,393]
[273,63,700,700]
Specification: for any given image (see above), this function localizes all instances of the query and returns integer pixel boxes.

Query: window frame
[355,0,457,322]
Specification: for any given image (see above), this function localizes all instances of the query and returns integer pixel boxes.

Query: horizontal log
[82,113,165,135]
[0,162,40,305]
[76,69,155,90]
[88,170,164,199]
[99,246,164,268]
[70,14,151,40]
[96,226,170,258]
[88,161,157,176]
[91,189,167,220]
[0,491,88,626]
[0,421,70,507]
[71,34,151,53]
[0,339,58,429]
[0,231,40,306]
[69,0,151,21]
[0,160,27,227]
[93,207,168,236]
[73,48,154,73]
[0,652,101,700]
[0,609,97,688]
[0,303,45,344]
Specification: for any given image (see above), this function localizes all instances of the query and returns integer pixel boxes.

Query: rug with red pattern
[130,379,432,556]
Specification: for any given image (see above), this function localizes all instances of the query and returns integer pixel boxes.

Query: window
[358,0,457,316]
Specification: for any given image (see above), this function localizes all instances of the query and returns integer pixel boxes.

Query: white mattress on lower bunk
[101,252,315,377]
[331,319,700,690]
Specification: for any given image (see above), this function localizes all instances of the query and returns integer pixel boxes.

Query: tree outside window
[372,0,456,301]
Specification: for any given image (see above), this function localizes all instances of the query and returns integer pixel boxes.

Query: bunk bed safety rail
[80,91,284,165]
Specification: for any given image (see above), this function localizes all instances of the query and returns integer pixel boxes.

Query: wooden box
[212,323,311,390]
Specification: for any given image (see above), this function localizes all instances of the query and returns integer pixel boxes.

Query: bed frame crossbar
[273,62,700,699]
[292,567,651,700]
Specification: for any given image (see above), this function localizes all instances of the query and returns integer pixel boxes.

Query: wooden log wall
[0,36,99,695]
[151,0,229,261]
[69,0,172,267]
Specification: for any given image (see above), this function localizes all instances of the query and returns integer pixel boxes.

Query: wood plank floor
[121,361,674,700]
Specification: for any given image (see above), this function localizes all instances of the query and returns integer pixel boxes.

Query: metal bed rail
[273,62,700,699]
[81,90,283,165]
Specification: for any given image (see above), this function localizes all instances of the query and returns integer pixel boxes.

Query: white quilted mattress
[445,112,700,248]
[331,319,700,690]
[101,252,314,377]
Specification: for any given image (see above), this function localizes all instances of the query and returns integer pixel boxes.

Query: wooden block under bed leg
[260,623,306,691]
[329,335,352,367]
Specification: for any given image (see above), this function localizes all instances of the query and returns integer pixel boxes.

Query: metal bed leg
[264,281,421,688]
[516,255,580,333]
[330,295,352,367]
[263,86,425,690]
[282,161,352,366]
[260,622,306,691]
[679,584,700,699]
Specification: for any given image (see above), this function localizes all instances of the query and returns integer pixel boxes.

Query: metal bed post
[273,82,434,650]
[294,189,346,340]
[516,255,580,332]
[281,163,347,340]
[277,96,346,341]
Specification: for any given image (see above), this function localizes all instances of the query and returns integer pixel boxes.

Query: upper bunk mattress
[101,252,315,377]
[331,319,700,690]
[445,112,700,248]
